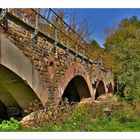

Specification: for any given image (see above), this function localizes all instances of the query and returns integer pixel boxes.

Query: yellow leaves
[105,25,138,49]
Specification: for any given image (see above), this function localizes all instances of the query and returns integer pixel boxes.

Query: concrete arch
[0,35,49,109]
[55,62,94,105]
[0,64,40,118]
[95,80,106,99]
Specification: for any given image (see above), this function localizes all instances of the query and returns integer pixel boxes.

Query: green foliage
[59,104,92,131]
[1,15,140,131]
[105,16,140,101]
[1,99,140,131]
[90,39,101,49]
[0,118,22,131]
[37,101,140,132]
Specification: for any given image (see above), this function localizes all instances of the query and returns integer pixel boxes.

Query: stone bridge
[0,8,114,119]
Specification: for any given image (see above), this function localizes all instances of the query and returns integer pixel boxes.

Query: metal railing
[4,8,94,62]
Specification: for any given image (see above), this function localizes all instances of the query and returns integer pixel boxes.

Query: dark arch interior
[0,101,7,121]
[62,80,80,102]
[0,64,42,120]
[62,75,91,103]
[95,81,106,99]
[49,61,54,67]
[0,100,22,122]
[108,82,113,94]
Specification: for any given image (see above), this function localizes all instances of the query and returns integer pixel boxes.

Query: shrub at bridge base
[0,118,22,131]
[1,95,140,131]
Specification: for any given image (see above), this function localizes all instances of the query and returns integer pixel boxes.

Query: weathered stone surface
[80,98,96,104]
[0,36,49,108]
[0,10,114,114]
[96,93,114,101]
[96,94,109,101]
[21,110,52,128]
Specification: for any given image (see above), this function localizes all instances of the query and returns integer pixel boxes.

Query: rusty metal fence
[0,9,107,65]
[7,9,92,61]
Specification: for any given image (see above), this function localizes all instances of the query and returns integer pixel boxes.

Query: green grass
[1,98,140,131]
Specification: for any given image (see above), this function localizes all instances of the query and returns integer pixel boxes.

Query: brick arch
[95,80,106,99]
[55,62,94,105]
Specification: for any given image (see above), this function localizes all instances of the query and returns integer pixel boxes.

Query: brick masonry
[0,9,114,110]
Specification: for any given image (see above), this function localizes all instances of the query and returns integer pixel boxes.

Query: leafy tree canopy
[104,16,140,101]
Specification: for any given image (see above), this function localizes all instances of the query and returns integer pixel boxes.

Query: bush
[1,96,140,131]
[0,118,22,131]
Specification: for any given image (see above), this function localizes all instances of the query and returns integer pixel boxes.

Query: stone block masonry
[0,9,114,114]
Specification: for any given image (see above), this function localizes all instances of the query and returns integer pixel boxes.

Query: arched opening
[62,75,91,103]
[0,84,23,121]
[108,82,114,94]
[0,64,42,120]
[95,81,106,99]
[49,61,54,67]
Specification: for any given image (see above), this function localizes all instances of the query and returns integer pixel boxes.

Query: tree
[90,40,100,49]
[104,16,140,101]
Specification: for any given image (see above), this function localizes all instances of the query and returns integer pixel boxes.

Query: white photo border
[0,0,140,139]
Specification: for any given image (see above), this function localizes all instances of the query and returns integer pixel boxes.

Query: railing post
[64,27,70,58]
[74,45,78,61]
[51,27,58,54]
[51,14,59,54]
[0,9,6,21]
[32,9,38,45]
[46,9,51,20]
[98,56,103,70]
[0,8,8,31]
[66,38,69,57]
[53,27,58,53]
[81,49,85,62]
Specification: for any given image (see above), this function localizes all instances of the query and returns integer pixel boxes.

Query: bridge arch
[55,62,94,105]
[95,80,106,99]
[0,64,41,118]
[62,75,91,102]
[0,35,49,112]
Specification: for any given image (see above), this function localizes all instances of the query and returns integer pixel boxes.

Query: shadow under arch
[95,80,106,99]
[0,101,8,120]
[62,75,91,103]
[0,64,41,119]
